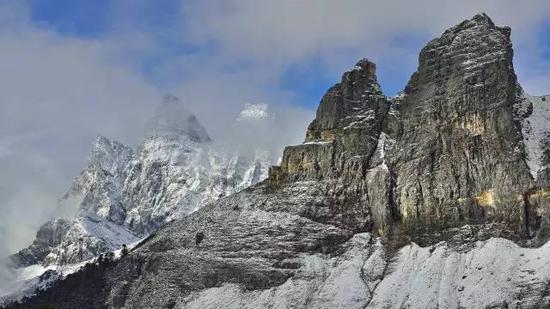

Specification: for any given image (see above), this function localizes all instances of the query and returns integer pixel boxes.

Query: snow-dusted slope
[13,136,140,267]
[0,260,87,306]
[62,135,134,226]
[368,237,550,308]
[180,232,550,309]
[1,238,143,306]
[122,116,276,233]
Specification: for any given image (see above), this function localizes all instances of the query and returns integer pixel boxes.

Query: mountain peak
[162,94,180,104]
[92,134,111,150]
[470,13,495,26]
[145,94,211,143]
[236,103,274,122]
[409,12,513,97]
[346,58,377,81]
[443,13,510,40]
[91,134,128,152]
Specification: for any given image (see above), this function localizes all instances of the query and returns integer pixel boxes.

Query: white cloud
[184,0,550,94]
[187,0,550,58]
[0,5,160,257]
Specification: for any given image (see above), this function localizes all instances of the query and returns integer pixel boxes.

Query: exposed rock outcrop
[387,14,535,237]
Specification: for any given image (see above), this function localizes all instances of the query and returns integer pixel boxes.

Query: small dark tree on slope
[195,231,205,246]
[121,244,129,257]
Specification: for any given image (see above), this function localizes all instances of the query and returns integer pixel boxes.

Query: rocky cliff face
[387,14,535,238]
[6,14,550,309]
[273,14,550,243]
[268,58,391,234]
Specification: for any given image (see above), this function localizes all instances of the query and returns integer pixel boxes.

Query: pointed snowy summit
[236,103,274,122]
[145,94,211,143]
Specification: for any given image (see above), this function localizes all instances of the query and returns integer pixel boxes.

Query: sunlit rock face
[386,13,536,236]
[6,14,550,309]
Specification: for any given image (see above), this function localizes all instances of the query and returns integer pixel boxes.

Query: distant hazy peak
[91,134,129,152]
[236,103,274,122]
[145,94,211,143]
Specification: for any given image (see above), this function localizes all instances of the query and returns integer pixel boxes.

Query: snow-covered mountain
[120,96,279,235]
[4,96,279,302]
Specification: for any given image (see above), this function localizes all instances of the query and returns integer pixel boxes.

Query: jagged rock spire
[387,12,534,235]
[270,58,389,186]
[306,58,384,142]
[271,13,546,238]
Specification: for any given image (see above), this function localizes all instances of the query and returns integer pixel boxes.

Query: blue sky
[25,1,550,109]
[540,23,550,61]
[23,0,435,108]
[30,0,111,37]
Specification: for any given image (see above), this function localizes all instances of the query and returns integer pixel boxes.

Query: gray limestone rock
[388,13,535,236]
